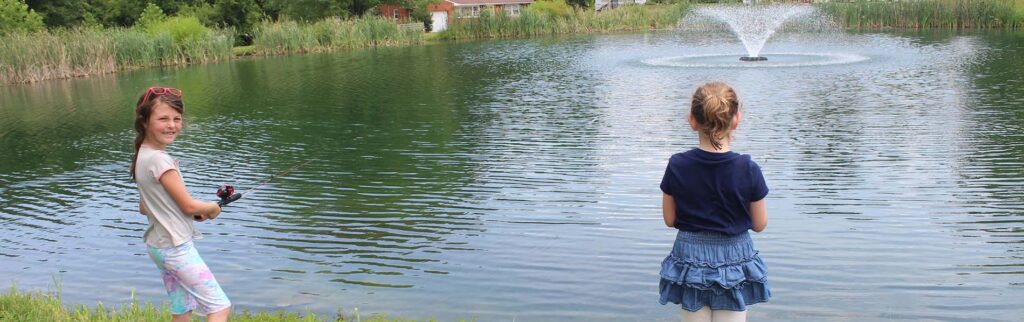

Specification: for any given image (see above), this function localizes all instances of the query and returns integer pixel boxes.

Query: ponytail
[690,82,740,150]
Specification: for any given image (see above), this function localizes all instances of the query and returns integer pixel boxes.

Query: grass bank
[817,0,1024,30]
[437,3,689,40]
[5,1,1024,85]
[250,17,424,55]
[0,27,234,84]
[0,286,438,322]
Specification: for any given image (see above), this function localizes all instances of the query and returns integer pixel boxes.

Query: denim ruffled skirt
[659,230,771,312]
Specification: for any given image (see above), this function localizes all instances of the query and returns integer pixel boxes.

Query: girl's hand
[160,170,225,221]
[206,201,222,220]
[193,202,221,222]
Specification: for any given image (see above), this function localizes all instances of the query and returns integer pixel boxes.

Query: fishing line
[216,159,313,207]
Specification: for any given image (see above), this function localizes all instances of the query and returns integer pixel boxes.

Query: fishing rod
[214,159,314,208]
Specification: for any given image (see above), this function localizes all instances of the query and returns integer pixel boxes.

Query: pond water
[1,30,1022,321]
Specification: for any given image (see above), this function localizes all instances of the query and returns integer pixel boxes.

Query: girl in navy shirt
[658,82,770,322]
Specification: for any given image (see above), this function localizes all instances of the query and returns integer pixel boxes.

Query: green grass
[233,45,257,56]
[436,3,690,40]
[817,0,1024,30]
[0,26,233,84]
[251,16,424,56]
[0,285,449,322]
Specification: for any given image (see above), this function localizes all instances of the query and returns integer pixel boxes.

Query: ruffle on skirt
[659,230,771,312]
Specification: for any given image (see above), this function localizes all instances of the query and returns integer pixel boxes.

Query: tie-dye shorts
[147,240,231,315]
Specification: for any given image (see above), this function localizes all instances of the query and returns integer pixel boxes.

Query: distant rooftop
[447,0,532,5]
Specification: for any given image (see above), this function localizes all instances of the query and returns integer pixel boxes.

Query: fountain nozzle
[740,56,768,62]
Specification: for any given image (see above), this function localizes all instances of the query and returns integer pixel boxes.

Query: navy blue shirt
[660,148,769,235]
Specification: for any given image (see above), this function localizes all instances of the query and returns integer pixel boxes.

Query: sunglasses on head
[141,86,183,105]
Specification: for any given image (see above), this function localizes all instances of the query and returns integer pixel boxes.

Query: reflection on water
[1,31,1022,321]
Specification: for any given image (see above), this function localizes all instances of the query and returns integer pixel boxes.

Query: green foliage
[265,0,351,22]
[99,0,149,27]
[0,24,232,83]
[565,0,589,9]
[211,0,263,43]
[176,2,216,26]
[252,15,422,54]
[0,0,44,33]
[441,2,687,39]
[817,0,1024,29]
[137,3,167,30]
[404,0,441,23]
[147,15,209,43]
[0,286,428,322]
[527,0,572,18]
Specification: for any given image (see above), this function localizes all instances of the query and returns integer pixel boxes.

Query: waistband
[675,230,751,245]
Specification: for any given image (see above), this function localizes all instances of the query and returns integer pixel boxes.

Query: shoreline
[0,285,433,322]
[4,1,1021,86]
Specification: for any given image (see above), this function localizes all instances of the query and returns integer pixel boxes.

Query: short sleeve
[660,162,674,195]
[749,160,769,201]
[147,152,178,182]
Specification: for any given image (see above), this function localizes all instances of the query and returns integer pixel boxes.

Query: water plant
[437,3,689,40]
[251,16,423,55]
[817,0,1024,30]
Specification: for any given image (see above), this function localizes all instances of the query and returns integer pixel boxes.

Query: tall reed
[818,0,1024,30]
[252,16,424,55]
[437,3,689,40]
[0,27,234,84]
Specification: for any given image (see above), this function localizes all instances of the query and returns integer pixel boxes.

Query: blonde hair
[690,82,739,150]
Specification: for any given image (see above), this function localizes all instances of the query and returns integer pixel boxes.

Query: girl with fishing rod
[658,82,770,322]
[130,86,231,322]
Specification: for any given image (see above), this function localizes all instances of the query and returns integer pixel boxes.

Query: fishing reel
[216,185,242,207]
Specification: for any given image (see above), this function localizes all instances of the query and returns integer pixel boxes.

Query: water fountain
[643,3,863,68]
[690,4,818,61]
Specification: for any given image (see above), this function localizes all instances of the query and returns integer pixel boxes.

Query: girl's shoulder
[138,147,175,167]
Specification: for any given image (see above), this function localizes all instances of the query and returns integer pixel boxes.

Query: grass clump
[0,285,445,322]
[818,0,1024,30]
[0,22,233,84]
[251,16,424,55]
[437,3,689,40]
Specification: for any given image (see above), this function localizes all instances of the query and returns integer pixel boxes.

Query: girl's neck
[697,135,731,153]
[141,137,166,150]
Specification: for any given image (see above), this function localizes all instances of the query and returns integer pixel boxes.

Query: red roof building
[428,0,533,32]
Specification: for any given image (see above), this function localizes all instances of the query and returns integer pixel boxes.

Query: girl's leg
[171,243,231,316]
[206,305,232,322]
[681,306,712,322]
[711,309,747,322]
[171,312,192,322]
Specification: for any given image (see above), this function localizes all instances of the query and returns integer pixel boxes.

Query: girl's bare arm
[159,170,221,219]
[663,193,677,228]
[750,199,767,232]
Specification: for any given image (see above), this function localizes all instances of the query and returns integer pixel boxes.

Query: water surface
[1,30,1022,321]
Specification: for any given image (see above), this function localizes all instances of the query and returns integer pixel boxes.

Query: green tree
[93,0,149,27]
[211,0,262,44]
[349,0,378,16]
[23,0,88,27]
[177,1,216,25]
[0,0,44,33]
[264,0,350,21]
[137,2,167,29]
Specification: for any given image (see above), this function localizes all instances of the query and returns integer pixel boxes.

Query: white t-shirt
[135,145,202,248]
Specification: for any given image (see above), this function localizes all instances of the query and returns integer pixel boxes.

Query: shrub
[137,3,167,30]
[527,0,572,18]
[0,0,44,34]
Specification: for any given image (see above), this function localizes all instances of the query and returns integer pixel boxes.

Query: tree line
[2,0,449,41]
[4,0,599,31]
